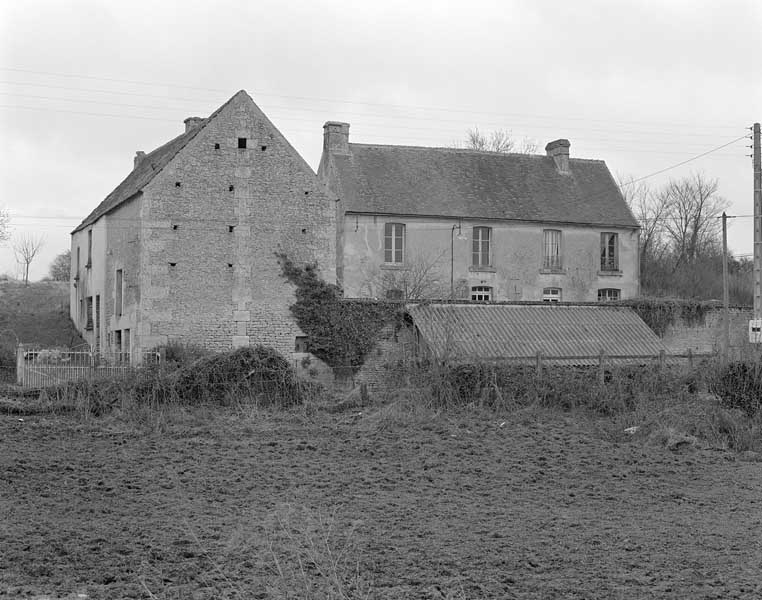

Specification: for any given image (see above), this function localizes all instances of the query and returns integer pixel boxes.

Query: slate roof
[331,144,638,228]
[73,91,244,233]
[406,303,665,364]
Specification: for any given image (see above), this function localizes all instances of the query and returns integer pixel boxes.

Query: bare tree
[48,249,71,281]
[362,251,447,300]
[661,172,728,267]
[13,233,45,285]
[462,127,538,154]
[617,175,669,264]
[0,208,9,244]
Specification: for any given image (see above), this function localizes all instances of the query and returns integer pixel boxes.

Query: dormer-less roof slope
[331,144,639,228]
[72,91,245,233]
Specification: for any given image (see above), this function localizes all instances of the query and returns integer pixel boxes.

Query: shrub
[43,346,311,416]
[171,345,305,407]
[709,361,762,417]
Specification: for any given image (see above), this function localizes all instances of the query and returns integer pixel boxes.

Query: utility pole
[722,211,730,361]
[754,123,761,319]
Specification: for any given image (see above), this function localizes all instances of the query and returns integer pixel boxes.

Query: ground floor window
[123,329,130,364]
[598,288,621,302]
[471,286,492,301]
[542,287,562,302]
[85,297,93,330]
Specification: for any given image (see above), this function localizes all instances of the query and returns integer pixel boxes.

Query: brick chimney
[134,151,146,169]
[323,121,350,155]
[183,117,205,133]
[545,139,571,174]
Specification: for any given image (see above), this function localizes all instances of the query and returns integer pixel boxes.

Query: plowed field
[2,405,761,599]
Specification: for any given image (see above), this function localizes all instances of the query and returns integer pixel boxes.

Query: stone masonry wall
[105,196,142,355]
[660,307,752,359]
[137,92,336,357]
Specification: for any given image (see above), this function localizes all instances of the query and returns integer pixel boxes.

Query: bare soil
[2,405,761,599]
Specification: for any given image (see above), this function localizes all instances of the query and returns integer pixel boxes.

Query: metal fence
[15,347,142,389]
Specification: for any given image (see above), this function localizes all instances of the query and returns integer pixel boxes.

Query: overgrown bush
[709,361,762,417]
[43,346,314,416]
[278,254,399,372]
[171,345,305,406]
[426,362,704,414]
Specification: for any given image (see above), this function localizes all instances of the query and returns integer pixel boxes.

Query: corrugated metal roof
[406,303,666,364]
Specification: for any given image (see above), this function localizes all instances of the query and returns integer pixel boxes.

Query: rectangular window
[237,137,247,149]
[543,287,562,302]
[472,227,491,267]
[114,329,122,357]
[115,269,123,317]
[76,247,80,273]
[471,286,492,301]
[600,232,619,271]
[543,230,562,270]
[123,329,131,364]
[86,230,92,268]
[598,288,621,302]
[85,296,93,330]
[384,223,405,264]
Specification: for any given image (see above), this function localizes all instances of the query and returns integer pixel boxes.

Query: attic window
[172,224,178,230]
[227,263,233,268]
[214,143,220,150]
[229,185,234,192]
[261,145,267,151]
[175,181,181,187]
[169,262,177,267]
[238,138,247,149]
[304,191,309,196]
[228,225,235,233]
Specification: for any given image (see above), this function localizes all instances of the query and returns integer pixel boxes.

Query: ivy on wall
[622,298,717,337]
[277,254,400,372]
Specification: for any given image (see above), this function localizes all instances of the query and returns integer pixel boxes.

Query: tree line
[619,172,751,305]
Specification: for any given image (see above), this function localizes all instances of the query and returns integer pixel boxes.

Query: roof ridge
[348,142,607,163]
[350,142,546,157]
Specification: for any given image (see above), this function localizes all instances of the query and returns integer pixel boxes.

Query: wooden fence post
[16,344,23,386]
[659,350,665,369]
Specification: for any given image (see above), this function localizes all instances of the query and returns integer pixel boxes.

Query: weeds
[40,346,318,420]
[264,504,372,600]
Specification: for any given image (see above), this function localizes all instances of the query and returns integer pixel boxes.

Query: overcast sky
[0,0,760,281]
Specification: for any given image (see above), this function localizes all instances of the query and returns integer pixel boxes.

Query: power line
[620,134,751,185]
[0,67,228,93]
[0,104,747,157]
[0,70,742,131]
[0,90,737,140]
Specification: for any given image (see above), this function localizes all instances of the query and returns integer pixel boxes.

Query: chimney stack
[183,117,205,133]
[323,121,350,155]
[545,139,571,174]
[134,151,146,169]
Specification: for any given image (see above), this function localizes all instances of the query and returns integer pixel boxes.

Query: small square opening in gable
[238,138,247,149]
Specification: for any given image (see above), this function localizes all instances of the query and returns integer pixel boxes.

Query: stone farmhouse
[70,90,336,362]
[318,122,639,303]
